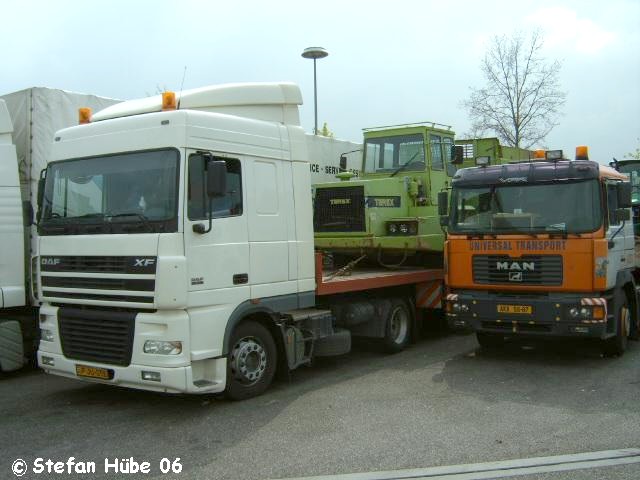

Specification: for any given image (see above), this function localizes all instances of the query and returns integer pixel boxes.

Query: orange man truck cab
[440,148,640,355]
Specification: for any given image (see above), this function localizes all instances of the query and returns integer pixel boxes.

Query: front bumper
[37,351,226,394]
[446,291,609,339]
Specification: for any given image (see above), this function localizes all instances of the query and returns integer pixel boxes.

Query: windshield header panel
[39,148,180,236]
[451,160,599,188]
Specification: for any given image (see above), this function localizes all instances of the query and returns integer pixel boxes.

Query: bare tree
[463,31,566,149]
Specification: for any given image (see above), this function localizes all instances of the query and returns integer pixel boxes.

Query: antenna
[177,66,187,109]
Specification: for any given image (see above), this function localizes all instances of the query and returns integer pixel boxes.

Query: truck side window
[606,183,619,226]
[443,137,456,177]
[188,155,242,220]
[430,135,443,171]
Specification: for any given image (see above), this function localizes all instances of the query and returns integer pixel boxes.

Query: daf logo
[509,271,523,282]
[134,258,156,267]
[496,261,535,271]
[41,258,61,266]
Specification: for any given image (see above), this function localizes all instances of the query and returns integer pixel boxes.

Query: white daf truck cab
[36,83,442,399]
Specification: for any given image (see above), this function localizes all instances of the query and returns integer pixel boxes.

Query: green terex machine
[455,137,532,168]
[313,122,463,266]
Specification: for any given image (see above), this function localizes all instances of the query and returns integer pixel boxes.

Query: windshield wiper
[107,212,151,229]
[390,151,423,177]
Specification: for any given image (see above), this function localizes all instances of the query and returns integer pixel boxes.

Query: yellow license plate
[497,304,532,314]
[75,365,112,380]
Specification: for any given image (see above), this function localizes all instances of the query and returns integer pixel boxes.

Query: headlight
[569,307,579,318]
[388,223,398,234]
[399,223,409,234]
[40,329,54,342]
[580,307,591,319]
[143,340,182,355]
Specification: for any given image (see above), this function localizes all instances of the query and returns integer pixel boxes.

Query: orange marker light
[78,107,92,125]
[592,305,605,320]
[162,91,177,111]
[533,149,545,159]
[575,145,589,160]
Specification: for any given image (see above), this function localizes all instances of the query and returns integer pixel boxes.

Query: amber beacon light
[575,145,589,160]
[162,91,177,111]
[78,107,92,124]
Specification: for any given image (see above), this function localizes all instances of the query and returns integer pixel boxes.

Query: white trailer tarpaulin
[0,87,120,202]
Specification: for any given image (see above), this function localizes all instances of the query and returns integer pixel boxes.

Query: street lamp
[301,47,329,135]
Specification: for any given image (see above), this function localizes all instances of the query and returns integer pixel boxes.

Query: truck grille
[314,186,365,233]
[58,307,135,366]
[473,255,563,286]
[40,256,156,307]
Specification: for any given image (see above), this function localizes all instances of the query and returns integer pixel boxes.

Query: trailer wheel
[476,332,505,349]
[225,321,277,400]
[382,299,412,353]
[602,298,630,357]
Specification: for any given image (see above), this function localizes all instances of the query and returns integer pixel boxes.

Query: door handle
[233,274,248,285]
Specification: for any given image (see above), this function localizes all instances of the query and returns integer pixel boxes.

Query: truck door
[184,152,249,296]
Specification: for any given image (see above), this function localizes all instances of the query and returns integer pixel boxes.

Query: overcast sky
[4,0,639,162]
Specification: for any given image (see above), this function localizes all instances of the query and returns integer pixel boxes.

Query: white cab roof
[93,82,303,125]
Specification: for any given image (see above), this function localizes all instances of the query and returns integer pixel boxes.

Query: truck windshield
[449,179,602,234]
[39,149,179,235]
[364,134,425,174]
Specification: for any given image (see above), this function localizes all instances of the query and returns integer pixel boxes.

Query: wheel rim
[389,306,409,344]
[230,336,267,386]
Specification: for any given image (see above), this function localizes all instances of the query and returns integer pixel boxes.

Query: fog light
[40,329,54,342]
[399,223,409,234]
[388,223,398,234]
[141,371,161,382]
[144,340,182,355]
[569,307,579,318]
[41,356,55,366]
[580,307,591,319]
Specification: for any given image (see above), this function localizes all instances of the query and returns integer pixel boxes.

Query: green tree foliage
[319,122,334,138]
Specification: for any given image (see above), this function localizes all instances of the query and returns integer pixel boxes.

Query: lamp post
[301,47,329,135]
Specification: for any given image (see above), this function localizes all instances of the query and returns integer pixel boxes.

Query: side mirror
[617,182,632,208]
[206,160,227,198]
[451,145,464,165]
[339,154,347,171]
[615,208,631,223]
[437,191,449,216]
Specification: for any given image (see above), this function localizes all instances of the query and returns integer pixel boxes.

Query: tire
[602,298,630,357]
[224,321,277,401]
[476,332,505,349]
[382,299,412,353]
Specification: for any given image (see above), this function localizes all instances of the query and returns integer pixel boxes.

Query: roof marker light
[575,146,589,160]
[162,91,177,111]
[78,107,92,125]
[533,149,545,160]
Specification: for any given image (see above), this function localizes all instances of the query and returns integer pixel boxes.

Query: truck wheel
[382,299,412,353]
[476,332,505,349]
[225,321,277,401]
[602,299,630,357]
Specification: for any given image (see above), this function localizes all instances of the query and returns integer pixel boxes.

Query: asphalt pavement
[1,331,638,480]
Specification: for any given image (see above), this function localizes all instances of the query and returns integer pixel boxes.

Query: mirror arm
[193,198,213,234]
